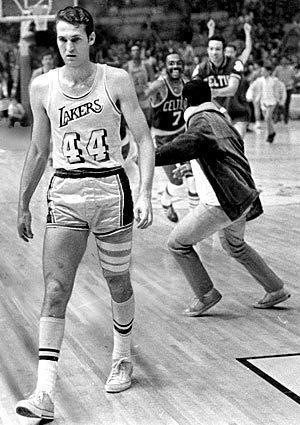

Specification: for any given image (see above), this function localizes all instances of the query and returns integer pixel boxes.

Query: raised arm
[207,19,216,38]
[109,68,155,228]
[239,23,252,65]
[17,76,51,241]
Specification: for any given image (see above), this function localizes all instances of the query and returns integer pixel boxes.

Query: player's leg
[161,163,182,222]
[253,101,263,129]
[181,162,199,210]
[16,227,88,419]
[95,226,134,392]
[284,89,292,124]
[92,169,134,392]
[155,134,182,222]
[218,214,290,308]
[265,106,276,142]
[167,204,230,316]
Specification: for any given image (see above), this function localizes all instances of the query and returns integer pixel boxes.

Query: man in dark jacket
[155,80,290,316]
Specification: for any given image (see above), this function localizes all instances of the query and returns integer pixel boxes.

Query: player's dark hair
[40,49,53,59]
[165,51,183,63]
[182,80,211,106]
[208,35,225,48]
[56,6,94,37]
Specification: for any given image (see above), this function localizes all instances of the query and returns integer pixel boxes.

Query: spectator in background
[246,64,286,143]
[273,56,296,123]
[30,50,55,82]
[7,97,26,128]
[123,44,155,125]
[144,47,158,76]
[0,69,10,122]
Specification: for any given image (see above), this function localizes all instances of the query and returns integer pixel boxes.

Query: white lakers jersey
[46,64,123,170]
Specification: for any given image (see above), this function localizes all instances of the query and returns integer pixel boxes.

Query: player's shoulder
[31,67,43,79]
[229,57,244,73]
[154,74,167,86]
[194,58,210,76]
[106,65,131,81]
[198,57,210,70]
[30,69,54,93]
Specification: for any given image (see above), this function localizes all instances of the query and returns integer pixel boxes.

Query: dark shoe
[267,132,276,143]
[253,288,291,309]
[183,288,222,317]
[162,204,178,223]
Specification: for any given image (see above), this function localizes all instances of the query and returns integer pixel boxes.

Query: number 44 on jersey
[62,129,109,164]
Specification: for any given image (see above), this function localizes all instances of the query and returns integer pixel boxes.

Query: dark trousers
[284,89,292,123]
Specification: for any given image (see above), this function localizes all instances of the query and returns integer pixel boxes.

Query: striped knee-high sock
[36,317,65,398]
[111,295,135,362]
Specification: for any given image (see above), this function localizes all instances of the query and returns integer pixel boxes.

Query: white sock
[111,295,134,362]
[36,317,65,399]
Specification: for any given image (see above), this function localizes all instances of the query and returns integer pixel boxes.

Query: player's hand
[207,19,215,31]
[173,163,191,179]
[17,209,33,242]
[134,193,153,229]
[244,22,251,33]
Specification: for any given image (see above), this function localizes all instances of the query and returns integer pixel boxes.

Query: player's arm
[212,60,244,98]
[155,120,221,166]
[207,19,215,38]
[143,78,164,99]
[211,75,240,98]
[18,76,51,241]
[111,69,155,229]
[239,23,252,65]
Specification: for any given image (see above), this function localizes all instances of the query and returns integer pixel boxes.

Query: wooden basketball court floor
[0,120,299,425]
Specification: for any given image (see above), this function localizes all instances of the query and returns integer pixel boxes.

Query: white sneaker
[105,358,133,393]
[16,390,54,419]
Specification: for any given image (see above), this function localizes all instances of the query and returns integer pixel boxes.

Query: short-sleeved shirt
[194,56,244,107]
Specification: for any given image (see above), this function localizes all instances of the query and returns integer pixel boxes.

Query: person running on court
[145,52,198,222]
[155,79,290,317]
[16,6,154,420]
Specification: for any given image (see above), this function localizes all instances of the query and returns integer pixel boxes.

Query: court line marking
[237,353,300,405]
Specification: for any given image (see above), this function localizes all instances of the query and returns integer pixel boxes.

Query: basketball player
[207,19,252,66]
[155,79,290,316]
[193,35,249,137]
[16,6,154,420]
[145,52,198,222]
[123,44,154,125]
